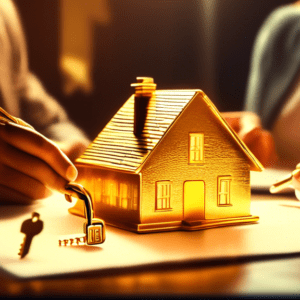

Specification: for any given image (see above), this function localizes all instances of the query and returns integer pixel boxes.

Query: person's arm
[2,0,90,161]
[20,73,90,161]
[244,5,300,130]
[0,0,89,204]
[222,5,300,168]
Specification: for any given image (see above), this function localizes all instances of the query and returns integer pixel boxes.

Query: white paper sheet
[1,192,300,279]
[250,168,294,192]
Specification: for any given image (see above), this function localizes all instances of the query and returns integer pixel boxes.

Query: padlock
[84,218,106,245]
[65,182,106,245]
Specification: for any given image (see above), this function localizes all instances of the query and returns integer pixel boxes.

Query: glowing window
[120,183,128,209]
[119,183,139,210]
[101,179,110,204]
[156,181,172,210]
[218,176,232,206]
[133,184,139,210]
[109,181,118,206]
[189,133,204,163]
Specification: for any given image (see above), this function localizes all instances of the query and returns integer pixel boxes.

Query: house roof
[76,90,263,173]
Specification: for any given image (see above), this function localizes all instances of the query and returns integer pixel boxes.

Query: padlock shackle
[65,182,93,226]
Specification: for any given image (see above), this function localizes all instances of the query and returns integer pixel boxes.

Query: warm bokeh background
[15,0,294,140]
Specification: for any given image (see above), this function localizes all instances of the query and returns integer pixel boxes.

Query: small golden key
[270,169,300,193]
[59,183,106,246]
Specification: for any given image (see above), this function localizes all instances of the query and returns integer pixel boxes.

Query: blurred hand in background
[222,111,278,168]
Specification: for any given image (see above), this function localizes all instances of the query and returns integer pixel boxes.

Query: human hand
[221,111,278,167]
[270,165,300,200]
[55,140,89,163]
[291,165,300,200]
[0,120,78,204]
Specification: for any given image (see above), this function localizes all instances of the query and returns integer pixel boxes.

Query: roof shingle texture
[77,90,197,172]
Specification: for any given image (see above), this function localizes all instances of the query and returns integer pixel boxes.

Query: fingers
[292,170,300,192]
[221,112,241,133]
[0,165,52,200]
[239,111,262,140]
[222,111,262,137]
[240,127,262,146]
[0,184,33,205]
[292,170,300,200]
[56,140,89,162]
[222,111,277,167]
[0,121,77,182]
[0,140,69,194]
[0,121,79,203]
[245,130,278,167]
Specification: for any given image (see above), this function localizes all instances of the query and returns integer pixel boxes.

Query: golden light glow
[70,78,262,232]
[59,0,111,94]
[184,181,205,221]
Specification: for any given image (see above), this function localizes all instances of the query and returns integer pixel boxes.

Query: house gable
[138,91,263,173]
[139,92,257,222]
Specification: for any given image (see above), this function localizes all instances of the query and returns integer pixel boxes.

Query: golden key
[59,183,106,246]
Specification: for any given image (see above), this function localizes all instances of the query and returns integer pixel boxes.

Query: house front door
[183,180,205,221]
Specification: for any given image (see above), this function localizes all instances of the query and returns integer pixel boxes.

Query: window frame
[155,181,172,211]
[189,133,204,164]
[217,176,232,207]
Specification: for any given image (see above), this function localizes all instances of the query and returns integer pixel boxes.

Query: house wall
[140,92,251,224]
[75,165,141,228]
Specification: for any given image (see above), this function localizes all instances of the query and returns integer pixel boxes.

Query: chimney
[131,77,156,136]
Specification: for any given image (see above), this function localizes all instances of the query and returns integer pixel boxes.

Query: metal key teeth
[18,237,25,256]
[18,242,24,255]
[58,235,86,246]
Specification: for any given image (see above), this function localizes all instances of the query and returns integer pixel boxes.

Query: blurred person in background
[223,2,300,168]
[224,1,300,191]
[3,0,299,204]
[244,1,300,169]
[0,0,90,204]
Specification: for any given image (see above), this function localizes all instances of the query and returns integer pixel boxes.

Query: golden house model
[70,77,263,233]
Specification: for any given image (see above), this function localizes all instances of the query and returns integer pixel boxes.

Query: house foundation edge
[68,201,259,233]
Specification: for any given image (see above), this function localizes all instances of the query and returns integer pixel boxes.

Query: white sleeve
[1,0,89,145]
[20,72,90,145]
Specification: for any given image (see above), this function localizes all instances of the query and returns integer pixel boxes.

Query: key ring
[60,182,106,246]
[65,182,94,226]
